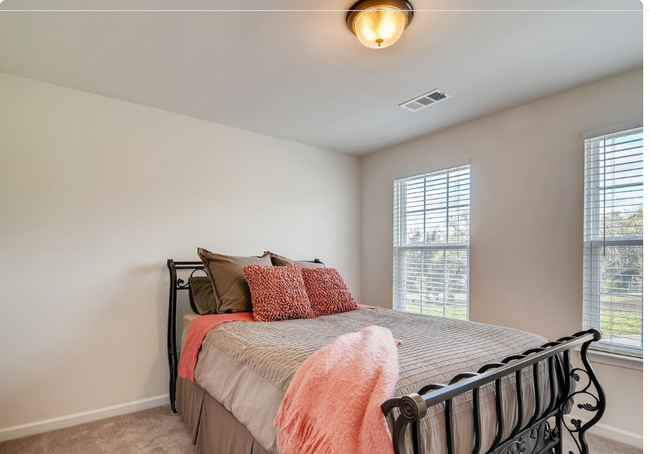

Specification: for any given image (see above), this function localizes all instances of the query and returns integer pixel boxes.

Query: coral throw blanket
[177,312,255,381]
[274,325,400,454]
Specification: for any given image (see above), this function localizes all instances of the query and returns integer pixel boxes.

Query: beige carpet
[0,407,195,454]
[0,405,641,454]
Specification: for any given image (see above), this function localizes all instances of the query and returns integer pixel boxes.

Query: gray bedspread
[193,308,551,454]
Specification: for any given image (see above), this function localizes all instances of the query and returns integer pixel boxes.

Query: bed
[167,259,606,454]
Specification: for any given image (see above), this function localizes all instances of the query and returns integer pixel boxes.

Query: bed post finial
[399,393,428,421]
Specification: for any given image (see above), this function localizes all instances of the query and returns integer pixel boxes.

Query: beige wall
[360,69,643,438]
[0,72,360,431]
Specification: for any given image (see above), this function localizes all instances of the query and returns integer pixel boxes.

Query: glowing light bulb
[353,6,407,49]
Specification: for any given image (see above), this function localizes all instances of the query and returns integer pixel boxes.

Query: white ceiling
[0,0,642,155]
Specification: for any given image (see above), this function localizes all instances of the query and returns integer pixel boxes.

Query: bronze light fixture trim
[346,0,415,49]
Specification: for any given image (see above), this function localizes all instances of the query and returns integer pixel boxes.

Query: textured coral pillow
[243,264,314,322]
[301,268,358,317]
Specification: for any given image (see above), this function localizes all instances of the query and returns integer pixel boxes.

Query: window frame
[392,164,471,319]
[582,126,643,357]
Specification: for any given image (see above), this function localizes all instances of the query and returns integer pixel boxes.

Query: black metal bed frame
[167,259,606,454]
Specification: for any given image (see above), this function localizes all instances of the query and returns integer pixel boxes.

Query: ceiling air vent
[399,89,451,112]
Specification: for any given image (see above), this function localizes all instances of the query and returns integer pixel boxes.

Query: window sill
[573,348,643,371]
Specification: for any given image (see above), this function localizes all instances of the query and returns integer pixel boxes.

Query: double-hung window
[583,127,643,356]
[393,165,470,319]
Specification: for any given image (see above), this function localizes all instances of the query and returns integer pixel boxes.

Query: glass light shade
[353,6,407,49]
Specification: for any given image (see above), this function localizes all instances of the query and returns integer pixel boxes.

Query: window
[583,127,643,356]
[393,165,470,319]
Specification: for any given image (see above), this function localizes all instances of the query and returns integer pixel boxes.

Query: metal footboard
[383,330,605,454]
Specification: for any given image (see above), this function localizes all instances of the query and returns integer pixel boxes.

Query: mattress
[181,313,200,352]
[185,308,555,454]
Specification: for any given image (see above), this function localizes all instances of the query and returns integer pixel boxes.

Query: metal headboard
[165,255,324,412]
[166,259,206,413]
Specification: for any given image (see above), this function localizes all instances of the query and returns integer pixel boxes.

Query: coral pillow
[301,268,358,317]
[243,264,315,322]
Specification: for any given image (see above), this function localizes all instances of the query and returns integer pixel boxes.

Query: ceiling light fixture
[346,0,414,50]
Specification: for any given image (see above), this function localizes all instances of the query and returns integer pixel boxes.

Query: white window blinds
[393,165,470,319]
[583,127,643,356]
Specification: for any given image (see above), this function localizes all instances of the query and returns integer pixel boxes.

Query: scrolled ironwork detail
[176,278,189,289]
[559,330,606,454]
[542,421,559,442]
[495,437,527,454]
[578,403,597,411]
[176,268,207,290]
[492,417,562,454]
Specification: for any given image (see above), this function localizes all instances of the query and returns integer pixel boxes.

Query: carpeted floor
[0,407,195,454]
[0,405,642,454]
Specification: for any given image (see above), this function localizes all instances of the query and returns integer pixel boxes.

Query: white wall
[0,72,361,434]
[360,69,643,440]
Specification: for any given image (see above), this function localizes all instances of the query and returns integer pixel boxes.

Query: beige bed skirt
[177,377,272,454]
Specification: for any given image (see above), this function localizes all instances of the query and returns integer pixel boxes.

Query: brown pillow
[197,248,272,313]
[266,251,325,269]
[301,268,358,317]
[242,264,314,322]
[188,276,218,315]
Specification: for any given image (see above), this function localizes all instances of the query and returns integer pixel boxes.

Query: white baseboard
[567,414,643,449]
[0,394,169,443]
